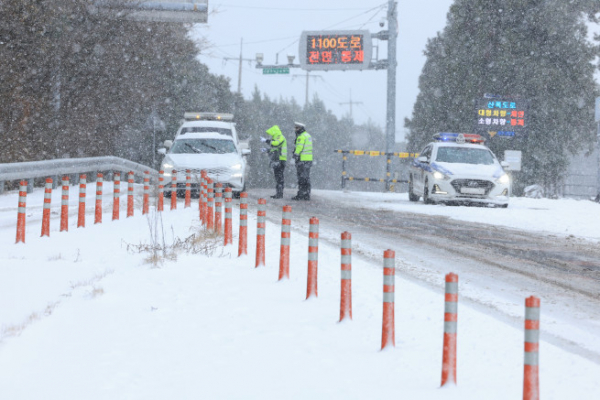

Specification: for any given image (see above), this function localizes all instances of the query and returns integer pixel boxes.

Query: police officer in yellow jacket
[263,125,287,199]
[291,122,313,201]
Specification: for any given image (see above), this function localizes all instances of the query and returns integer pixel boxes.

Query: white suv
[409,133,510,207]
[158,113,250,197]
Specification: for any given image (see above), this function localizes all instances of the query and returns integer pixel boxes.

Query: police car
[409,133,510,207]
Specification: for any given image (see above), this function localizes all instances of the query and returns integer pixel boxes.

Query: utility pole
[385,0,398,190]
[292,71,322,108]
[224,38,254,94]
[339,90,363,118]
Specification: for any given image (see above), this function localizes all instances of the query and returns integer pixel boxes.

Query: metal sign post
[595,97,600,200]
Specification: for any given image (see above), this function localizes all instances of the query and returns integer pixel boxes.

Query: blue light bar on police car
[433,133,485,144]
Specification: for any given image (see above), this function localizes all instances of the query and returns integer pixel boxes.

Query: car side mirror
[163,140,173,149]
[157,148,167,155]
[500,161,509,168]
[242,148,251,156]
[417,156,429,163]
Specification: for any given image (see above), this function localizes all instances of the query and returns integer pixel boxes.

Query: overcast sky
[192,1,454,142]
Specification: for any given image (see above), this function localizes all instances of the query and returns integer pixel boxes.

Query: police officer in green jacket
[292,122,313,201]
[263,125,287,199]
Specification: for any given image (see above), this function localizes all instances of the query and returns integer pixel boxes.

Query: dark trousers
[273,161,286,196]
[296,161,312,199]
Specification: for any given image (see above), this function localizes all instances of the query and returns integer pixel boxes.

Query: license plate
[461,187,485,195]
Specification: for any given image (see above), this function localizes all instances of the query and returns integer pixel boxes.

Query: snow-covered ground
[0,186,599,399]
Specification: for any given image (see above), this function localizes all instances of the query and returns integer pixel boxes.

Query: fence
[333,150,419,191]
[0,156,158,193]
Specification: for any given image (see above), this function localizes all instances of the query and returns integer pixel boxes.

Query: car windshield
[180,127,233,137]
[170,139,236,154]
[435,147,495,165]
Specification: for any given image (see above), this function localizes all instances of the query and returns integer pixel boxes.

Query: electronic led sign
[299,30,372,71]
[474,97,527,138]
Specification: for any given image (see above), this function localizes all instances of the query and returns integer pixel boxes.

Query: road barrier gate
[334,150,418,191]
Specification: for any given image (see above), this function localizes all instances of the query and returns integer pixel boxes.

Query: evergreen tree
[405,0,599,194]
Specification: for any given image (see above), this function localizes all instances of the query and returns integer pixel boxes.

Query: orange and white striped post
[127,171,134,217]
[184,169,191,208]
[170,170,177,210]
[215,183,223,234]
[255,198,267,267]
[238,192,248,256]
[143,171,150,215]
[306,217,319,299]
[340,232,352,321]
[199,171,206,224]
[381,249,395,350]
[224,188,233,245]
[206,178,214,231]
[441,273,458,386]
[157,170,164,212]
[524,296,541,400]
[94,173,103,224]
[77,174,86,228]
[15,180,28,243]
[278,205,292,280]
[60,176,69,232]
[40,178,53,237]
[112,172,121,220]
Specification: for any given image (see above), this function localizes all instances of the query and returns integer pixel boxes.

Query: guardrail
[333,149,419,191]
[0,156,158,193]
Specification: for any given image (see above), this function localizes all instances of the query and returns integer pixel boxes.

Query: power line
[273,2,388,59]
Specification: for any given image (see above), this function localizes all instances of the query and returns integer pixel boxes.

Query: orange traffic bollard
[306,217,319,299]
[199,171,207,224]
[15,180,28,243]
[170,169,177,210]
[215,183,223,234]
[157,171,164,212]
[41,178,53,236]
[441,273,458,386]
[206,178,214,231]
[524,296,541,400]
[185,169,191,208]
[143,171,150,215]
[339,232,352,321]
[112,172,121,220]
[238,192,248,256]
[127,171,134,217]
[255,198,267,267]
[77,174,86,228]
[60,176,69,232]
[94,173,103,224]
[224,188,233,245]
[381,249,395,349]
[278,205,292,280]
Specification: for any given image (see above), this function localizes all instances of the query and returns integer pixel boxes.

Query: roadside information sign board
[299,30,372,71]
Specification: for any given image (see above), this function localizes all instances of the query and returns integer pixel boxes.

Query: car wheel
[408,177,419,202]
[233,183,246,199]
[423,180,433,205]
[500,204,508,208]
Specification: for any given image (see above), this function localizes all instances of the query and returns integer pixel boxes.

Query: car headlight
[433,171,450,180]
[162,163,174,169]
[496,174,510,184]
[231,163,242,170]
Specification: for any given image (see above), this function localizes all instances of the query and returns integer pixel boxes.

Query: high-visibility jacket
[266,125,287,161]
[294,131,313,161]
